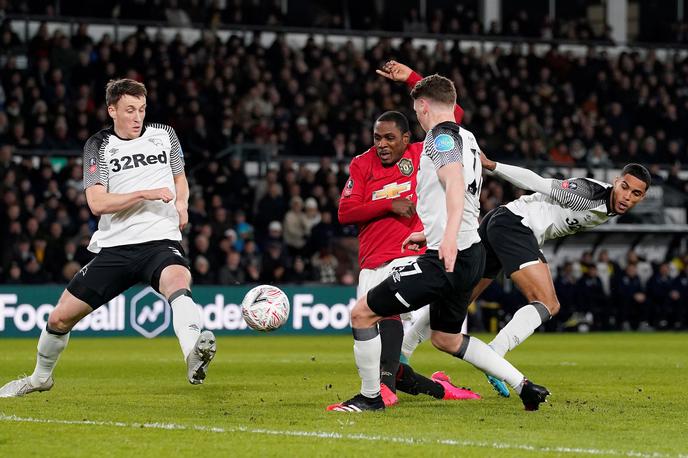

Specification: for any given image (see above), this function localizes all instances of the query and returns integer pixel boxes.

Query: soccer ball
[241,285,290,331]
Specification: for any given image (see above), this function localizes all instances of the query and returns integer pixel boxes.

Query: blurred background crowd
[1,1,687,330]
[3,0,688,43]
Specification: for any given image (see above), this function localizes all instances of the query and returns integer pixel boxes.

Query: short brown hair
[105,79,147,107]
[410,74,456,106]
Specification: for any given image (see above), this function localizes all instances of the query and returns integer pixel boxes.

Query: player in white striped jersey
[402,152,651,397]
[0,79,216,399]
[332,75,549,412]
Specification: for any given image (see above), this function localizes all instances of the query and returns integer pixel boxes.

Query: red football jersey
[339,70,464,270]
[338,143,425,270]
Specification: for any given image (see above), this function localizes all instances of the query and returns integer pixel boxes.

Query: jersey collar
[108,124,147,141]
[604,186,617,216]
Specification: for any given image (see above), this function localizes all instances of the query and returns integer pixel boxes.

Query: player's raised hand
[391,197,416,218]
[143,187,175,203]
[479,151,496,171]
[376,60,413,82]
[402,231,427,252]
[176,201,189,231]
[439,237,457,272]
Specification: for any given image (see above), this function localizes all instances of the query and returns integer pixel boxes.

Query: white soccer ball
[241,285,290,332]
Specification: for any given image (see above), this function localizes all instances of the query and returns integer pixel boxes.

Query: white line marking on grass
[0,413,679,457]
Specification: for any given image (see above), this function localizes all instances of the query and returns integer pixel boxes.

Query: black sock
[395,363,444,399]
[379,317,403,392]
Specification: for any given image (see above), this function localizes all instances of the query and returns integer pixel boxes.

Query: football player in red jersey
[327,62,479,411]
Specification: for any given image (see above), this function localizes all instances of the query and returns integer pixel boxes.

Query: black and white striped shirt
[493,163,615,247]
[82,123,185,252]
[417,122,482,250]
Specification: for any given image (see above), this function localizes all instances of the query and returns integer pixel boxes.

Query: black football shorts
[67,239,190,309]
[479,206,547,279]
[367,242,485,334]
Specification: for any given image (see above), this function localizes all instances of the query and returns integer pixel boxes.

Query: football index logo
[130,287,171,338]
[434,134,455,152]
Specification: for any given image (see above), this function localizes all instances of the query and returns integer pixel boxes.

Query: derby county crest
[397,158,414,176]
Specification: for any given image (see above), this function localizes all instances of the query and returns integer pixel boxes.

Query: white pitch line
[0,413,680,458]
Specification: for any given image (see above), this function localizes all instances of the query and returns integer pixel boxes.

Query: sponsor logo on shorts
[434,134,455,152]
[169,246,183,258]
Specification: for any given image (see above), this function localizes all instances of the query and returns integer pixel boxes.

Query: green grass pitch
[0,333,686,457]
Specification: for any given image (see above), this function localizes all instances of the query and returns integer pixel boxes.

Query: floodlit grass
[1,333,687,457]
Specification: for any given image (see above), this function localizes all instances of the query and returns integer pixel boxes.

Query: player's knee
[430,332,460,354]
[47,312,73,333]
[546,300,561,316]
[350,298,377,328]
[159,268,191,297]
[524,290,560,316]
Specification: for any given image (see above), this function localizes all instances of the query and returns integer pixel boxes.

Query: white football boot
[186,330,217,385]
[0,376,54,398]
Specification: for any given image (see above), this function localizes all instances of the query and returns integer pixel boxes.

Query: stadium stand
[1,11,687,330]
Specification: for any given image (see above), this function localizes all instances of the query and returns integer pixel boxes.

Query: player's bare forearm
[173,173,189,207]
[85,185,148,216]
[379,61,463,124]
[439,164,465,240]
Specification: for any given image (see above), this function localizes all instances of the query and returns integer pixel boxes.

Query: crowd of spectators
[0,15,687,331]
[1,19,688,170]
[5,0,688,44]
[4,1,687,44]
[2,148,687,330]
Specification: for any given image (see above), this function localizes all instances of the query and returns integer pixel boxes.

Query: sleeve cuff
[405,71,423,89]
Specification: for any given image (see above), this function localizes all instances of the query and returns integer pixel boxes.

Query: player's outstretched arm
[376,60,464,124]
[480,151,552,195]
[85,184,174,216]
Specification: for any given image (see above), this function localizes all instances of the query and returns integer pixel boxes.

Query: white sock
[401,307,431,360]
[352,327,381,398]
[456,335,526,393]
[489,302,551,357]
[170,291,202,360]
[30,328,70,386]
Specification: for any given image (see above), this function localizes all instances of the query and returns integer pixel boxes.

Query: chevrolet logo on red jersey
[372,181,411,200]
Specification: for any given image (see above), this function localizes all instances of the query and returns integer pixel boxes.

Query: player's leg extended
[359,263,404,404]
[395,362,480,400]
[432,331,549,410]
[0,290,91,398]
[329,295,385,412]
[489,262,559,357]
[401,277,493,361]
[158,264,215,385]
[378,315,403,405]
